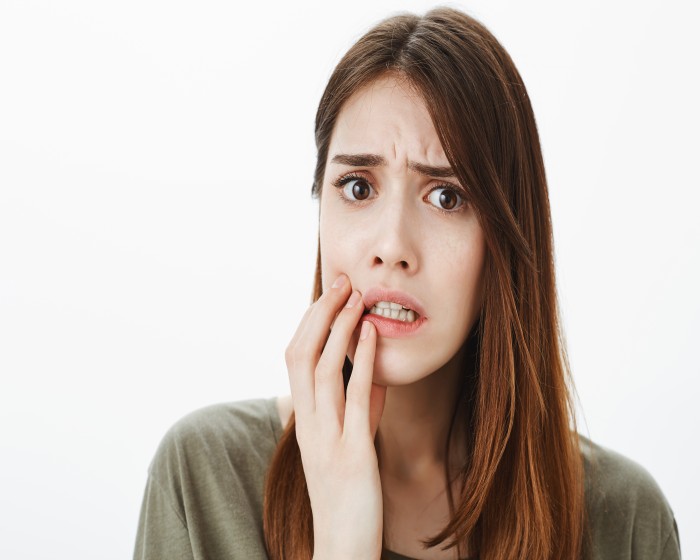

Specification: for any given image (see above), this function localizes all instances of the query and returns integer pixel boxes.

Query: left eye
[342,178,374,201]
[427,187,463,211]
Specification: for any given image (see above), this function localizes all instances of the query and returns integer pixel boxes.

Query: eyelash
[331,173,469,215]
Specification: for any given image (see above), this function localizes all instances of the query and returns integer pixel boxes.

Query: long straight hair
[263,7,586,560]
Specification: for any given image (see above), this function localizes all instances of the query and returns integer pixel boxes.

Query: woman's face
[319,74,486,386]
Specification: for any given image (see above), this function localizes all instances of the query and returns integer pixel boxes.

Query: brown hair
[263,7,586,560]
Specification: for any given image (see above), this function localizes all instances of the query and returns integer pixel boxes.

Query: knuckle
[284,345,298,368]
[296,341,316,361]
[285,344,311,371]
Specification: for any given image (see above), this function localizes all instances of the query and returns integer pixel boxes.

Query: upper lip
[362,287,427,319]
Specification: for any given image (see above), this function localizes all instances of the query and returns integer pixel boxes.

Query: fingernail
[332,274,347,289]
[345,291,361,308]
[360,320,371,340]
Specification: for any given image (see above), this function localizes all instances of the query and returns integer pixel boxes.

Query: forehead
[329,75,449,167]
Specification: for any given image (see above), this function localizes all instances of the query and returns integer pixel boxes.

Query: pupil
[440,190,456,209]
[353,181,370,200]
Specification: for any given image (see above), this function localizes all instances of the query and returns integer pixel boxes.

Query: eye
[427,186,464,212]
[333,174,375,202]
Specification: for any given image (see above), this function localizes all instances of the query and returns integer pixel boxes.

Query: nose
[369,196,418,273]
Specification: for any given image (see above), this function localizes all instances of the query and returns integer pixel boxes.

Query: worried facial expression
[319,74,486,386]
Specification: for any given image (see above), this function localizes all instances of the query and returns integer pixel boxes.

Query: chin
[347,335,455,387]
[372,363,422,386]
[370,346,433,387]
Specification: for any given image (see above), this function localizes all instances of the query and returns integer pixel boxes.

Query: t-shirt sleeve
[133,472,194,560]
[659,517,681,560]
[581,436,682,559]
[132,398,282,560]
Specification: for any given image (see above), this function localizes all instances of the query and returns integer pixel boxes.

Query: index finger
[285,274,353,419]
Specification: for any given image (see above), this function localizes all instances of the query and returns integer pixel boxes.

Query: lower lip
[361,313,427,338]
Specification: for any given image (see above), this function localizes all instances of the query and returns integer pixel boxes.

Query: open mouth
[363,301,420,323]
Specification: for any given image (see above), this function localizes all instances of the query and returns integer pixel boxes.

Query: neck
[376,343,470,484]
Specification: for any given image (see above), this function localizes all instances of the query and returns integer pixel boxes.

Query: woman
[134,7,680,560]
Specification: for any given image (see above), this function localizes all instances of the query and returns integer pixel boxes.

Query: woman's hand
[285,273,387,560]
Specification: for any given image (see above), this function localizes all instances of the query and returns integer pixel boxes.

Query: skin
[284,74,486,559]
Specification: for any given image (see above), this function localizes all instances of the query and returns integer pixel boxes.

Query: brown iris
[439,189,458,210]
[352,180,371,200]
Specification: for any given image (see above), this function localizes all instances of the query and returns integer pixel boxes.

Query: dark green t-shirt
[133,397,681,559]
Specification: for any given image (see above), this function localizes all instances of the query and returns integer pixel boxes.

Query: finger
[344,320,384,439]
[302,273,354,360]
[285,274,352,419]
[315,289,365,431]
[285,304,316,420]
[368,381,387,439]
[286,302,314,350]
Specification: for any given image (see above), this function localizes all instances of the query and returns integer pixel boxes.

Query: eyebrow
[330,153,456,179]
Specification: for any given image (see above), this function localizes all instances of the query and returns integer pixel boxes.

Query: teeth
[374,300,412,311]
[369,305,418,323]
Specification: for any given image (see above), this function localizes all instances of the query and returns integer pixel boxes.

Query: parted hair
[262,7,586,560]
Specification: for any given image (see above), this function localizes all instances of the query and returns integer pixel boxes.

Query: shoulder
[579,435,681,559]
[580,434,673,517]
[148,397,284,492]
[161,396,282,445]
[136,397,287,557]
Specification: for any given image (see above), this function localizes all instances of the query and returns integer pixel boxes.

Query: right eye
[333,174,375,202]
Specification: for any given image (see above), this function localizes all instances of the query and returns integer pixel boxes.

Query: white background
[1,0,698,558]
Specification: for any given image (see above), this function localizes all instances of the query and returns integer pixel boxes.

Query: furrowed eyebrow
[331,153,385,167]
[408,161,455,179]
[330,153,455,179]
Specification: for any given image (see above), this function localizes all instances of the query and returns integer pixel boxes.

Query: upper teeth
[368,300,418,322]
[375,301,405,310]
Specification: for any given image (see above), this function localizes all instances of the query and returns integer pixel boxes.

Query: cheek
[319,204,360,290]
[435,231,486,325]
[319,203,339,291]
[457,243,486,323]
[319,235,347,293]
